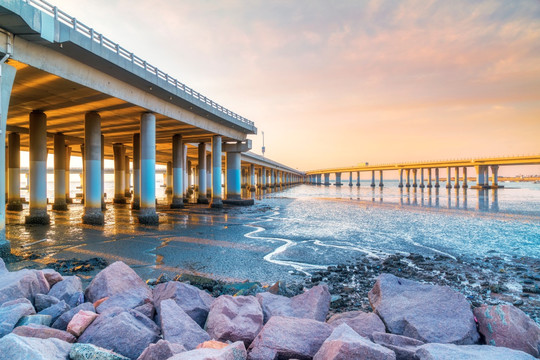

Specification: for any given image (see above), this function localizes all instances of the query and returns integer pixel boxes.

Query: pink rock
[12,323,76,343]
[159,298,210,350]
[247,316,332,360]
[206,295,263,346]
[41,269,64,287]
[416,343,536,359]
[372,332,424,360]
[474,304,540,357]
[67,310,98,337]
[134,302,155,319]
[196,340,229,350]
[327,310,386,340]
[0,269,45,306]
[169,341,247,360]
[137,339,186,360]
[32,270,51,294]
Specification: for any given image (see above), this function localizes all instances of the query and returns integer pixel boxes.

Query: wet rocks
[137,339,186,360]
[169,341,247,360]
[12,323,76,343]
[52,302,95,330]
[159,298,210,350]
[327,310,386,340]
[67,310,98,337]
[0,333,72,360]
[369,273,479,344]
[415,343,536,359]
[474,304,540,357]
[70,343,129,360]
[48,275,83,308]
[0,298,35,338]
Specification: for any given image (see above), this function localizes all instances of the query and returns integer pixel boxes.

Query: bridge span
[305,155,540,189]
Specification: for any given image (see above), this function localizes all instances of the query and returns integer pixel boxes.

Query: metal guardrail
[22,0,255,127]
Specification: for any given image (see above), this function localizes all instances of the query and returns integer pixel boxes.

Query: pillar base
[210,199,223,208]
[0,240,10,258]
[101,202,107,211]
[463,185,468,189]
[379,184,384,187]
[197,197,209,204]
[139,209,159,225]
[349,183,353,187]
[131,200,140,210]
[250,186,256,191]
[398,184,403,188]
[66,197,73,204]
[6,202,23,211]
[25,211,50,225]
[370,184,376,187]
[419,185,425,188]
[82,209,104,225]
[52,202,68,211]
[406,184,411,188]
[454,185,460,189]
[170,197,184,209]
[434,184,440,188]
[223,199,255,206]
[446,184,452,189]
[113,197,127,204]
[165,189,172,195]
[124,191,132,198]
[427,184,433,188]
[356,184,360,187]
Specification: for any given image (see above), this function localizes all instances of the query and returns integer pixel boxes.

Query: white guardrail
[22,0,255,127]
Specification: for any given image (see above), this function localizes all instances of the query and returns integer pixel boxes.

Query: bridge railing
[22,0,255,128]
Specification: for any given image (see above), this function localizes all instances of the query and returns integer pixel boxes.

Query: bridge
[305,155,540,189]
[0,0,303,256]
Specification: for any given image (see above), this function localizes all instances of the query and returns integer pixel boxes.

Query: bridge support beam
[211,135,223,208]
[379,170,384,187]
[435,168,440,188]
[356,171,360,186]
[491,165,499,188]
[406,169,411,187]
[250,164,256,191]
[412,169,418,188]
[462,167,468,188]
[324,173,330,186]
[53,133,67,211]
[186,161,193,198]
[206,154,212,197]
[139,113,159,224]
[197,142,209,204]
[419,168,425,188]
[261,167,267,189]
[65,146,72,204]
[446,167,452,189]
[335,172,342,186]
[132,133,141,209]
[26,111,50,225]
[125,156,131,198]
[349,172,353,186]
[371,171,375,187]
[101,135,106,210]
[7,132,22,211]
[82,112,104,225]
[223,141,253,205]
[427,168,432,188]
[113,143,126,203]
[398,169,404,188]
[170,134,184,208]
[454,167,460,189]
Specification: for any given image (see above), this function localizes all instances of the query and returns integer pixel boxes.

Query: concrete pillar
[226,151,241,200]
[132,133,141,209]
[398,169,404,188]
[349,172,353,186]
[80,144,85,204]
[211,135,223,208]
[406,169,411,187]
[371,171,375,187]
[475,166,484,188]
[317,174,322,185]
[491,165,499,188]
[166,161,172,196]
[261,166,267,189]
[170,134,183,208]
[53,133,67,211]
[183,144,188,199]
[454,167,460,189]
[25,111,50,225]
[446,167,452,189]
[250,164,256,191]
[463,167,468,188]
[271,169,275,188]
[484,166,490,187]
[113,143,126,203]
[198,142,208,204]
[335,172,342,186]
[412,169,418,187]
[82,111,104,225]
[324,173,330,186]
[419,168,425,188]
[187,160,193,197]
[139,112,159,224]
[101,134,106,210]
[379,170,384,187]
[124,155,131,198]
[206,154,212,197]
[356,171,360,186]
[427,168,432,188]
[65,146,72,204]
[7,133,22,211]
[435,168,440,188]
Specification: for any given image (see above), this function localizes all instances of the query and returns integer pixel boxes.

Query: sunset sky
[49,0,540,175]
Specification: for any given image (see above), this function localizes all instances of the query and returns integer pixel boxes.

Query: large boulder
[78,308,160,359]
[206,295,263,346]
[247,315,332,360]
[153,281,214,328]
[85,261,152,313]
[32,270,51,294]
[415,343,536,359]
[368,273,479,344]
[67,310,98,337]
[137,339,186,360]
[169,341,247,360]
[474,304,540,357]
[0,333,72,360]
[48,276,83,308]
[0,298,35,338]
[372,332,424,360]
[314,323,396,360]
[52,302,94,331]
[12,323,76,343]
[159,298,210,350]
[327,310,386,340]
[35,294,60,312]
[41,269,64,288]
[70,343,129,360]
[256,284,330,323]
[0,269,45,306]
[38,300,71,324]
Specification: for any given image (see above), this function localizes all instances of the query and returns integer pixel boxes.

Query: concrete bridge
[305,155,540,189]
[0,0,303,255]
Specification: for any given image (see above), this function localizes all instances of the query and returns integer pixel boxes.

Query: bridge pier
[165,161,172,196]
[113,143,126,204]
[261,167,267,189]
[7,132,22,211]
[318,174,322,185]
[462,167,468,188]
[139,112,159,224]
[211,135,223,208]
[65,146,72,204]
[335,172,342,186]
[250,164,256,191]
[379,170,384,187]
[435,168,440,188]
[125,155,132,198]
[491,165,500,188]
[223,141,253,205]
[101,135,106,210]
[406,169,411,187]
[419,168,425,188]
[454,167,460,189]
[446,167,452,189]
[53,133,68,211]
[132,133,141,209]
[206,154,212,197]
[412,169,418,188]
[427,168,432,188]
[356,171,360,186]
[349,172,353,186]
[324,173,330,186]
[398,169,404,188]
[82,111,104,225]
[198,142,209,204]
[169,134,184,209]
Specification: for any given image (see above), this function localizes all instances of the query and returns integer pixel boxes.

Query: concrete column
[398,169,404,188]
[53,133,67,210]
[419,168,425,188]
[25,111,50,224]
[183,144,188,199]
[124,155,131,198]
[463,167,468,188]
[491,165,499,188]
[206,154,212,197]
[187,160,193,197]
[132,133,141,210]
[435,168,440,188]
[82,111,104,225]
[446,167,452,189]
[250,164,256,191]
[324,173,330,186]
[427,168,432,188]
[226,151,241,200]
[198,142,208,204]
[406,169,411,187]
[113,143,125,203]
[454,167,460,189]
[80,144,85,204]
[139,112,159,224]
[484,166,490,187]
[475,166,484,188]
[335,172,342,186]
[261,166,267,189]
[413,169,418,187]
[7,133,22,211]
[101,134,106,210]
[379,170,384,187]
[349,172,353,186]
[317,174,322,185]
[211,135,223,208]
[271,169,275,188]
[356,171,360,186]
[170,134,183,208]
[65,146,72,203]
[166,161,172,196]
[371,171,375,187]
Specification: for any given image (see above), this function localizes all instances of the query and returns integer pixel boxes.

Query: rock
[134,302,155,319]
[314,323,396,360]
[35,293,60,312]
[52,302,94,331]
[474,304,540,357]
[12,323,76,343]
[247,315,332,360]
[0,298,36,338]
[159,298,210,350]
[206,295,263,346]
[41,269,64,287]
[15,314,52,327]
[153,281,214,327]
[48,276,83,308]
[372,332,424,360]
[197,340,229,350]
[0,258,6,273]
[85,261,152,312]
[0,269,45,306]
[168,341,247,360]
[327,310,386,340]
[256,284,330,324]
[415,343,536,359]
[78,308,160,359]
[67,310,98,337]
[369,273,479,344]
[137,339,186,360]
[70,343,129,360]
[0,333,72,360]
[33,270,51,294]
[38,300,71,323]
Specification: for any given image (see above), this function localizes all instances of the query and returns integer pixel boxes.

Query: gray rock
[38,300,70,323]
[169,341,247,360]
[314,323,396,360]
[153,281,214,328]
[0,258,7,274]
[474,304,540,357]
[52,302,94,331]
[206,295,263,346]
[327,310,386,340]
[33,270,51,295]
[78,308,160,359]
[12,323,76,343]
[415,343,536,359]
[48,276,83,308]
[0,333,71,360]
[41,269,64,288]
[0,298,36,338]
[133,302,155,319]
[159,298,210,350]
[70,343,129,360]
[35,293,60,312]
[15,314,52,327]
[247,315,332,360]
[0,269,44,306]
[372,332,424,360]
[136,339,186,360]
[369,273,479,344]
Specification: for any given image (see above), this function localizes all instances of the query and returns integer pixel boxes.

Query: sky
[47,0,540,175]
